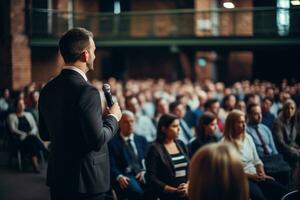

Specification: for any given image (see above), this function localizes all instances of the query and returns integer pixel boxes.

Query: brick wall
[0,0,32,90]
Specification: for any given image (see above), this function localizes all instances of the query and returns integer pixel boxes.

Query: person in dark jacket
[38,27,122,200]
[189,112,219,158]
[145,113,189,200]
[108,110,148,199]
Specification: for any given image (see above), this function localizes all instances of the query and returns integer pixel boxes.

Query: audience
[261,97,276,130]
[145,114,189,200]
[108,110,148,199]
[169,101,194,145]
[188,112,219,158]
[7,97,46,173]
[125,95,156,142]
[188,142,249,200]
[223,109,289,200]
[272,99,300,169]
[3,78,300,198]
[246,103,291,185]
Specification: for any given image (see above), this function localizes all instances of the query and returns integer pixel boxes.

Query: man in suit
[108,110,148,199]
[38,27,122,200]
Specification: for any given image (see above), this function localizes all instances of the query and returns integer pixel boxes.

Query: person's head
[14,97,25,113]
[3,88,10,99]
[125,96,139,114]
[189,142,249,200]
[246,103,262,125]
[281,99,297,120]
[196,112,217,139]
[224,110,246,144]
[119,110,135,137]
[244,93,260,105]
[204,99,220,116]
[265,86,275,98]
[223,94,237,111]
[169,101,186,118]
[59,27,95,71]
[235,100,246,113]
[155,98,169,116]
[261,97,273,113]
[156,113,180,143]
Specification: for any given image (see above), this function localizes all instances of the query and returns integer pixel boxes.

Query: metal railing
[28,7,300,39]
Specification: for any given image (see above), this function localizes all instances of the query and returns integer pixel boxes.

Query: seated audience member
[235,99,246,113]
[204,98,224,134]
[7,97,46,172]
[145,114,189,200]
[108,110,148,199]
[169,101,193,145]
[272,99,300,169]
[261,97,276,130]
[193,90,207,123]
[220,93,237,120]
[189,142,249,200]
[152,97,169,126]
[125,95,156,142]
[223,110,289,200]
[0,88,12,133]
[246,103,291,185]
[26,90,40,123]
[176,94,197,129]
[189,112,219,158]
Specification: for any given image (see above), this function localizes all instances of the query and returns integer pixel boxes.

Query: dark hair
[246,103,259,115]
[169,101,181,113]
[204,98,219,109]
[196,112,217,139]
[59,27,93,63]
[262,96,273,105]
[156,113,179,143]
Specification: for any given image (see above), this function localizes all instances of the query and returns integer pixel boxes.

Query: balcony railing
[28,7,300,39]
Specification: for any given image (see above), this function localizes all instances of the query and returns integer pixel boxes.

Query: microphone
[102,83,114,107]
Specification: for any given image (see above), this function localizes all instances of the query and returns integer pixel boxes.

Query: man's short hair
[262,96,273,105]
[59,27,93,63]
[246,103,259,115]
[204,98,219,109]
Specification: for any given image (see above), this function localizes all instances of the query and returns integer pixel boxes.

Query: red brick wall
[7,0,32,90]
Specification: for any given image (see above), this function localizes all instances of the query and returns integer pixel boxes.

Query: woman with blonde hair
[188,142,248,200]
[223,109,289,200]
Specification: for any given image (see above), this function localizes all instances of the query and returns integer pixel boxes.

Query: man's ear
[81,50,89,62]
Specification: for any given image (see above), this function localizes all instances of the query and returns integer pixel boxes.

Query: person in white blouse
[223,109,289,200]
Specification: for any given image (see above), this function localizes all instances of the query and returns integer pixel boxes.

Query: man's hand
[108,102,122,121]
[135,171,145,183]
[117,175,130,189]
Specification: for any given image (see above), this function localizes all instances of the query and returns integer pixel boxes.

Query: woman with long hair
[272,99,300,169]
[189,112,219,158]
[145,113,189,200]
[223,109,289,200]
[189,142,249,200]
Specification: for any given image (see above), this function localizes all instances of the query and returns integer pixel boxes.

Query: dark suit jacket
[38,69,118,193]
[272,113,300,154]
[145,140,189,194]
[108,133,148,182]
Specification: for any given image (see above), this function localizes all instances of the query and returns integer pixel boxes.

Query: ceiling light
[291,0,300,6]
[223,2,235,9]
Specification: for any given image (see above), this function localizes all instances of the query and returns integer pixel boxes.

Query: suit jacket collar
[62,66,88,81]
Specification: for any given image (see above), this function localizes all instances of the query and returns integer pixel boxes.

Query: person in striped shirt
[145,113,189,200]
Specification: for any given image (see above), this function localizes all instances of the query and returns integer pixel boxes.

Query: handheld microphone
[102,83,114,107]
